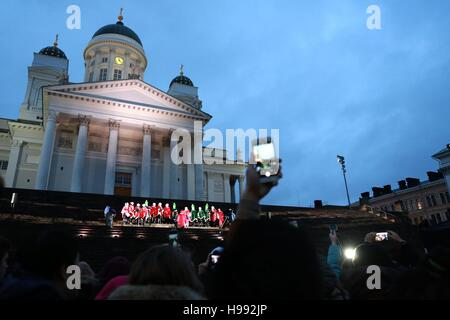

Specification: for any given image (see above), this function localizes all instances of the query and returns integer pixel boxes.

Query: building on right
[360,144,450,226]
[433,144,450,191]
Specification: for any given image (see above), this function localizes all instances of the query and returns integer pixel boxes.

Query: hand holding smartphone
[251,138,280,184]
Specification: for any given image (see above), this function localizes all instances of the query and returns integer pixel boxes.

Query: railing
[365,205,403,223]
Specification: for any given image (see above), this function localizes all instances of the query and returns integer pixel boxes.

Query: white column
[131,169,138,197]
[104,120,120,195]
[162,137,170,199]
[207,172,215,201]
[107,47,115,80]
[223,173,231,203]
[186,132,196,200]
[35,111,58,190]
[5,140,23,187]
[238,175,245,198]
[93,50,101,81]
[169,129,179,199]
[71,115,90,192]
[140,124,152,197]
[124,52,130,79]
[187,164,196,200]
[231,177,236,203]
[194,129,204,200]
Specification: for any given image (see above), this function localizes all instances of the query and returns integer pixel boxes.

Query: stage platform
[0,187,422,271]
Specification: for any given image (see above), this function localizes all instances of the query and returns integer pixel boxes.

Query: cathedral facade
[0,14,245,202]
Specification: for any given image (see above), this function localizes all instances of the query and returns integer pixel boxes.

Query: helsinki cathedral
[0,11,245,202]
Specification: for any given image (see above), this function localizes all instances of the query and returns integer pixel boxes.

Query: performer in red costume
[163,203,171,223]
[157,202,163,224]
[128,202,136,224]
[210,206,218,227]
[135,204,143,225]
[121,202,130,224]
[177,207,190,229]
[142,204,150,225]
[140,204,148,226]
[150,203,158,223]
[217,208,225,228]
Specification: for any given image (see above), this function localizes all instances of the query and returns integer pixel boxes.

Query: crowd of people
[0,165,449,300]
[116,202,235,229]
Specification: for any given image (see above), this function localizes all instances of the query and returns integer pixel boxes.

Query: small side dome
[170,65,194,87]
[39,34,67,59]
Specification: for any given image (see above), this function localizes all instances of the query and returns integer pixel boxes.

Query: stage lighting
[344,247,356,260]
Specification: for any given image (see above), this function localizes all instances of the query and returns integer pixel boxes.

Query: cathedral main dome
[92,20,142,46]
[83,9,147,82]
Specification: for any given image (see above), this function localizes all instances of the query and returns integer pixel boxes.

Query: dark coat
[108,284,205,300]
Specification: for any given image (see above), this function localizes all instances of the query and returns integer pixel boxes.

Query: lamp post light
[337,155,351,207]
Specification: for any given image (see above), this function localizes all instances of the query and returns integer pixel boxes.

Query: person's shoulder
[108,284,205,300]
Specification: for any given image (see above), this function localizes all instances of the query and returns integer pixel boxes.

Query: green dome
[92,21,142,46]
[39,45,67,59]
[170,75,194,87]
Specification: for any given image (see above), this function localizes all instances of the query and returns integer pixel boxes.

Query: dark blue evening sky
[1,0,449,206]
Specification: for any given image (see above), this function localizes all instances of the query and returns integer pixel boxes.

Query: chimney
[314,200,323,209]
[405,177,420,188]
[398,180,407,190]
[372,187,384,197]
[427,171,443,182]
[360,192,370,199]
[383,185,392,194]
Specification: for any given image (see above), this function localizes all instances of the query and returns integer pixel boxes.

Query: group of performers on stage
[120,201,234,229]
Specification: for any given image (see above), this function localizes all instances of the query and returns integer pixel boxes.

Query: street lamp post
[337,155,351,207]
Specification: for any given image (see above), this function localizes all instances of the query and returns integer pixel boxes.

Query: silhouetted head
[210,219,322,299]
[22,230,79,281]
[129,245,203,293]
[353,242,393,267]
[97,256,131,288]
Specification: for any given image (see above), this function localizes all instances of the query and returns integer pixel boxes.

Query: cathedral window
[99,68,107,81]
[416,199,423,210]
[115,173,131,186]
[0,160,8,171]
[113,69,122,80]
[88,142,102,152]
[151,144,161,160]
[431,194,437,206]
[58,131,73,149]
[440,193,447,205]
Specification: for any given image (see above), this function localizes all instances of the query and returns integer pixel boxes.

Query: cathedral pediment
[44,79,212,122]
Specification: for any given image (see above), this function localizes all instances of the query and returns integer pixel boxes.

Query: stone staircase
[0,188,422,270]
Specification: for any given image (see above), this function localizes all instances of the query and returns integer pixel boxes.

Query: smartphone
[210,254,220,264]
[375,232,389,241]
[252,139,280,183]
